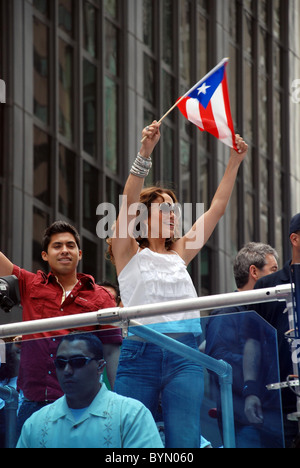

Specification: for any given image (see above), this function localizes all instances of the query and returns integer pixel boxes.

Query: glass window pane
[105,259,117,284]
[245,192,254,243]
[144,53,155,106]
[199,0,208,10]
[59,39,73,141]
[104,0,118,19]
[244,144,254,191]
[82,237,98,279]
[33,18,49,124]
[106,177,121,206]
[143,0,154,50]
[33,0,50,17]
[83,59,97,157]
[105,20,119,76]
[198,151,208,207]
[258,0,268,25]
[105,178,121,238]
[228,44,237,125]
[34,127,51,205]
[259,76,268,155]
[59,145,76,220]
[180,139,191,203]
[105,76,118,173]
[83,1,97,58]
[244,0,253,12]
[162,126,174,184]
[228,0,237,41]
[273,0,281,40]
[162,0,174,68]
[230,184,239,255]
[274,90,282,165]
[83,161,99,233]
[243,12,252,56]
[198,13,208,77]
[162,70,175,121]
[244,60,253,142]
[273,44,281,86]
[180,0,191,84]
[59,0,74,37]
[259,27,268,75]
[33,206,49,273]
[260,156,269,243]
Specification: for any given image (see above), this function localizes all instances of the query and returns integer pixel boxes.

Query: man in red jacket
[0,221,122,430]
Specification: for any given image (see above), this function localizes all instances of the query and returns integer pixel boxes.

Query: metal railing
[0,283,294,448]
[0,284,292,339]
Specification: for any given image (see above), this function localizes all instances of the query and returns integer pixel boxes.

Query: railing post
[218,364,235,449]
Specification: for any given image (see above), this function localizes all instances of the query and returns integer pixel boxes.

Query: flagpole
[141,57,229,143]
[140,95,186,143]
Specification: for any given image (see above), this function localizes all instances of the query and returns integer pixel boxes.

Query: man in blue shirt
[17,333,163,448]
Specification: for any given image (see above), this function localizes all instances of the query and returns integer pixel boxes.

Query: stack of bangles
[130,152,152,178]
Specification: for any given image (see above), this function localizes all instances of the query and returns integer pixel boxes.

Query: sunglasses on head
[159,202,181,218]
[54,356,98,370]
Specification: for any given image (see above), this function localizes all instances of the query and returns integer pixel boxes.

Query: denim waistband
[122,333,198,353]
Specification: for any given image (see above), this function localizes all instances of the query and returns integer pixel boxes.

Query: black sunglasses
[54,356,98,370]
[159,202,181,218]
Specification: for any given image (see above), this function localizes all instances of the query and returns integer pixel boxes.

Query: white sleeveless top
[118,248,202,335]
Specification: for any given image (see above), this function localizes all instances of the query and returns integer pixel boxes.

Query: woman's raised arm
[174,135,248,266]
[111,122,161,275]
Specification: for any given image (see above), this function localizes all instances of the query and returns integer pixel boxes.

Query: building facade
[0,0,300,296]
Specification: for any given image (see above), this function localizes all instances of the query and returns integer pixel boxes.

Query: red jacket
[13,265,122,401]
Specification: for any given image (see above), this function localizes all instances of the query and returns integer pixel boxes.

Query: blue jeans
[114,333,204,448]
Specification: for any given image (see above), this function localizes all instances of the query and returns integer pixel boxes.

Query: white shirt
[118,248,202,334]
[16,384,163,448]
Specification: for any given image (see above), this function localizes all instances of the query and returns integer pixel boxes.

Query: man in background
[205,242,280,448]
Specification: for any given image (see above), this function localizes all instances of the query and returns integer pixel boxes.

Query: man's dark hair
[58,333,103,360]
[42,221,81,252]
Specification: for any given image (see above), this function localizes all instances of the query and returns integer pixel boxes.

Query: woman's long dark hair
[107,186,179,265]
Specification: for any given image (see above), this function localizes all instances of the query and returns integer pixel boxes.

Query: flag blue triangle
[188,65,225,109]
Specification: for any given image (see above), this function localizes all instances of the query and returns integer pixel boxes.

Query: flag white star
[197,83,211,95]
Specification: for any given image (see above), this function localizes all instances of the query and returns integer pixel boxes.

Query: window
[32,0,125,281]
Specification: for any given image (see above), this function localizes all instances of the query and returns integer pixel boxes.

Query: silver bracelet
[130,153,152,178]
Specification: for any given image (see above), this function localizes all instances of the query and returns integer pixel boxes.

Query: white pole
[0,284,293,339]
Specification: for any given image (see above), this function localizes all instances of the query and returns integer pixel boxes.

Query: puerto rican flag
[177,58,237,150]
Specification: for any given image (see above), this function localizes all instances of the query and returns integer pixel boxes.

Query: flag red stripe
[199,101,219,140]
[221,73,237,150]
[176,62,236,150]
